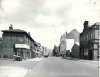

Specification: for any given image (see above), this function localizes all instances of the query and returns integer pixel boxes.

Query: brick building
[0,25,41,59]
[80,21,100,60]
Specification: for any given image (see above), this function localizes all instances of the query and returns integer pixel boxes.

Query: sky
[0,0,100,49]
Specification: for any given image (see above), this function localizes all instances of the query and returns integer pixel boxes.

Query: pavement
[0,66,28,77]
[0,57,43,77]
[67,57,99,66]
[0,57,99,77]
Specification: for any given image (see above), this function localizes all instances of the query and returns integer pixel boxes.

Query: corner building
[80,21,100,60]
[0,26,40,59]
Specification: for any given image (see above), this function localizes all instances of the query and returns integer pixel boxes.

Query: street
[0,57,99,77]
[25,57,99,77]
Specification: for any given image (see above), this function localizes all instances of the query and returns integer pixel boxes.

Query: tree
[52,45,57,56]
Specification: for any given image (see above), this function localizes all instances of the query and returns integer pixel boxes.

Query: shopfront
[15,44,31,59]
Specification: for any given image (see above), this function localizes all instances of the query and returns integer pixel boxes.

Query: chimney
[83,21,89,31]
[9,24,13,30]
[28,32,31,36]
[83,21,89,26]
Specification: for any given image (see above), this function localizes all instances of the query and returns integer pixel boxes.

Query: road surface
[25,57,99,77]
[0,57,99,77]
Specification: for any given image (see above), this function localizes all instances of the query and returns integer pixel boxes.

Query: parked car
[44,55,48,58]
[13,55,22,61]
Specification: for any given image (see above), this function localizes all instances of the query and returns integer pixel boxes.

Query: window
[94,44,98,49]
[84,36,85,42]
[90,32,92,39]
[87,34,88,41]
[11,34,16,43]
[81,37,83,42]
[95,30,99,39]
[25,36,28,44]
[17,37,24,43]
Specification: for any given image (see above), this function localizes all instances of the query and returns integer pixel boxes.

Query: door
[17,49,23,57]
[89,50,93,60]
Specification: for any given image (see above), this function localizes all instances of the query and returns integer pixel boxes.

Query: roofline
[2,29,38,45]
[2,29,26,34]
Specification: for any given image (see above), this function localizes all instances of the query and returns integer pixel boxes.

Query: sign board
[15,44,30,49]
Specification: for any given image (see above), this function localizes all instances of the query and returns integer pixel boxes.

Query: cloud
[1,0,100,26]
[1,0,45,24]
[0,0,3,10]
[0,0,4,23]
[0,0,100,48]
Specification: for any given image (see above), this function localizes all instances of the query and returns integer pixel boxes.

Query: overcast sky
[0,0,100,49]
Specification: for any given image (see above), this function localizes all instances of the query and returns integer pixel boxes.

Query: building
[39,46,45,57]
[80,21,100,60]
[71,43,79,58]
[59,29,79,58]
[52,45,60,57]
[57,45,61,56]
[59,34,66,57]
[0,37,2,44]
[0,37,2,57]
[0,25,42,59]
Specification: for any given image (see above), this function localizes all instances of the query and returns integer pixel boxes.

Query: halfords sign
[15,44,30,49]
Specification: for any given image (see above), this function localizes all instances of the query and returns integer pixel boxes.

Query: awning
[15,44,30,49]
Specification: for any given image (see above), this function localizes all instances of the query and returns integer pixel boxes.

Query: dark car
[13,55,22,61]
[15,56,22,61]
[44,55,48,58]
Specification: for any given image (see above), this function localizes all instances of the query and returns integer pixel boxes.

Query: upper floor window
[87,34,88,41]
[90,32,92,39]
[95,30,99,39]
[17,37,24,43]
[84,36,85,42]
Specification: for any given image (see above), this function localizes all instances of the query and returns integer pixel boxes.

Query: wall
[1,32,25,58]
[71,43,79,58]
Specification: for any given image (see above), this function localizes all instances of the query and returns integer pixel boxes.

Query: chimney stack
[83,21,89,26]
[83,21,89,31]
[28,32,31,36]
[9,24,13,30]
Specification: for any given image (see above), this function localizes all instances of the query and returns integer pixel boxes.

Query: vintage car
[13,55,22,61]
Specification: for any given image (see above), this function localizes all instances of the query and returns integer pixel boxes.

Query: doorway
[89,50,93,60]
